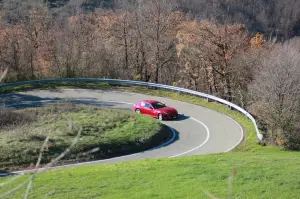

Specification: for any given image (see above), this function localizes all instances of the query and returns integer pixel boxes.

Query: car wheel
[135,109,141,114]
[158,113,163,121]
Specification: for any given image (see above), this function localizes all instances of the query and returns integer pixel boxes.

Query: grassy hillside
[1,151,300,199]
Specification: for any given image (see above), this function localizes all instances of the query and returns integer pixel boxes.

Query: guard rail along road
[0,78,263,141]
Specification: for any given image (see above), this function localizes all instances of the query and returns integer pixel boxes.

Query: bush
[0,107,36,129]
[282,127,300,150]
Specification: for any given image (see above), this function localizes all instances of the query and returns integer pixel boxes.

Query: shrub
[0,108,36,129]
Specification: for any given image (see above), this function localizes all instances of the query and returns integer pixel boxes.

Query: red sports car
[133,100,179,120]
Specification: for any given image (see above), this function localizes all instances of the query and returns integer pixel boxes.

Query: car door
[141,102,153,116]
[145,103,155,117]
[140,102,150,116]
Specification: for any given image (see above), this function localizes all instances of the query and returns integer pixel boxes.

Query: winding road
[0,88,243,171]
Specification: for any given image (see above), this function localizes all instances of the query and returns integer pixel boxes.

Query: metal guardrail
[0,78,263,141]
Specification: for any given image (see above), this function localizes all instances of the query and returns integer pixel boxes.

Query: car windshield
[151,101,166,109]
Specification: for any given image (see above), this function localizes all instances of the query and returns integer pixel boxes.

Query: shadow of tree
[0,170,18,178]
[0,93,132,110]
[0,93,61,107]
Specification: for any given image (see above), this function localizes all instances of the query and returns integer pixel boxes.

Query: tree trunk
[134,10,146,81]
[224,74,232,101]
[204,65,213,93]
[154,7,161,83]
[123,18,128,70]
[30,51,36,80]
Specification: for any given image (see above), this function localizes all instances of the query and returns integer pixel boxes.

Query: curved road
[0,88,243,170]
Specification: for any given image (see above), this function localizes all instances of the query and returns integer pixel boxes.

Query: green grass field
[0,103,164,171]
[1,151,300,199]
[1,82,298,199]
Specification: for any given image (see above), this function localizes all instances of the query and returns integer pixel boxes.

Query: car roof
[140,100,159,104]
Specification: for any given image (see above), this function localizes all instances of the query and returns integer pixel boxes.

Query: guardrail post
[226,105,234,110]
[206,98,212,102]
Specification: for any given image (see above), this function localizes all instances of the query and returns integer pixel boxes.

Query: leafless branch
[0,68,8,83]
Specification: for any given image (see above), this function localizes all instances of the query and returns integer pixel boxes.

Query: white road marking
[224,115,244,152]
[168,117,210,158]
[145,127,177,151]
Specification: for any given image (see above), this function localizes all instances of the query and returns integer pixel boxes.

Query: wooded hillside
[43,0,300,39]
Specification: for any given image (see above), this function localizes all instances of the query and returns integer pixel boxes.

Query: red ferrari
[133,100,179,120]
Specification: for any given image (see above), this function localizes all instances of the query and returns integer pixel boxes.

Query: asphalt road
[0,88,243,171]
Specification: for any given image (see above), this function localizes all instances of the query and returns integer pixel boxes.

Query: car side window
[141,102,146,107]
[140,102,152,109]
[145,103,152,109]
[149,104,153,109]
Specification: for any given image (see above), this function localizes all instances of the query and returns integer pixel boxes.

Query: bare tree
[110,0,182,83]
[0,25,30,81]
[0,0,52,81]
[48,4,105,78]
[23,4,52,79]
[249,38,300,148]
[230,49,263,108]
[100,7,135,79]
[176,20,249,100]
[136,0,182,83]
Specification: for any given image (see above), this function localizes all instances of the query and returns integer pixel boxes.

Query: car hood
[158,107,177,114]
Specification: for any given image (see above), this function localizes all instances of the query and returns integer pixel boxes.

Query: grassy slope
[0,103,163,171]
[1,152,300,199]
[1,82,298,199]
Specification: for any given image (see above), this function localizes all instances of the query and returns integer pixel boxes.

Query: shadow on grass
[0,170,18,178]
